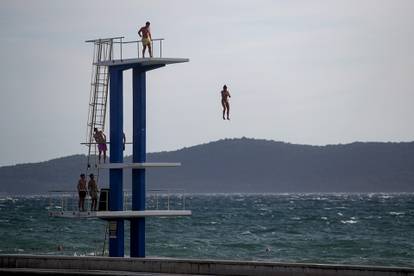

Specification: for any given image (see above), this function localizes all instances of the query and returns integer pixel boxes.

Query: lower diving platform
[47,189,191,219]
[49,210,191,219]
[97,210,191,219]
[97,162,181,169]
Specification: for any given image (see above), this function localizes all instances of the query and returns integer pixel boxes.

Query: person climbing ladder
[93,128,107,164]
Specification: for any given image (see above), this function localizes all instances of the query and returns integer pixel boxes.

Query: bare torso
[221,90,230,102]
[88,180,98,197]
[139,27,151,39]
[78,179,87,192]
[93,131,106,144]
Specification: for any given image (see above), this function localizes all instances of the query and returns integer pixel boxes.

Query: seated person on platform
[93,128,107,164]
[88,173,99,211]
[77,173,87,211]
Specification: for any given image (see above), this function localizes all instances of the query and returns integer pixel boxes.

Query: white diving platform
[48,210,98,218]
[47,189,191,219]
[95,58,189,67]
[49,210,191,219]
[97,210,191,219]
[98,162,181,169]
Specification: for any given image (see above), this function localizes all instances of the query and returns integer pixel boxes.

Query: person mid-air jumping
[221,85,231,120]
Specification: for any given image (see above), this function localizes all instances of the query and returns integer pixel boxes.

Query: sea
[0,193,413,268]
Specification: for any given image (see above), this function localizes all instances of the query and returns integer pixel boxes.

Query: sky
[0,0,413,166]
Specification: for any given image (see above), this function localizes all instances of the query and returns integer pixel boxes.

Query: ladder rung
[86,51,111,176]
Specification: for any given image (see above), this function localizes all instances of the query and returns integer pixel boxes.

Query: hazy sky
[0,0,413,166]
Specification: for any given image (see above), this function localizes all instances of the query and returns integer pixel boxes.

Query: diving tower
[83,36,189,258]
[96,37,189,257]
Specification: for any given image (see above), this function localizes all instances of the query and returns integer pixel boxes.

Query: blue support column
[130,67,146,257]
[109,68,124,257]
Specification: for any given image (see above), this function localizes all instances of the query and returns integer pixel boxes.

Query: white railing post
[160,40,162,57]
[120,37,123,61]
[137,40,140,58]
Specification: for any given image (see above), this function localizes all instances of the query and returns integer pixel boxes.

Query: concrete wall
[0,255,413,276]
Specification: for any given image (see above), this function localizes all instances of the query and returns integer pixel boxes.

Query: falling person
[221,85,231,120]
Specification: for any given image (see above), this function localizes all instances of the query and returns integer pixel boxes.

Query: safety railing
[124,189,188,211]
[86,36,165,61]
[112,37,165,60]
[47,191,79,212]
[47,189,189,214]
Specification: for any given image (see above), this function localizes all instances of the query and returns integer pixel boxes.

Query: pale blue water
[0,193,413,267]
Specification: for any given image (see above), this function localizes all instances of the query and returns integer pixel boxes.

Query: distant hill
[1,138,414,194]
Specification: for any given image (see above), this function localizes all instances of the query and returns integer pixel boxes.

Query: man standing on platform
[77,173,87,211]
[138,21,153,58]
[93,128,107,164]
[88,173,99,211]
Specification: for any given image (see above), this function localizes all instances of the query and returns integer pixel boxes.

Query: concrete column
[131,67,146,257]
[108,67,124,257]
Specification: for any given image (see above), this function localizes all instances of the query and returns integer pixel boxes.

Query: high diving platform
[51,36,191,258]
[87,37,188,68]
[96,57,189,67]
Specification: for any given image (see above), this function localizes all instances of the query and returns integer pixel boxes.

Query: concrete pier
[1,255,413,276]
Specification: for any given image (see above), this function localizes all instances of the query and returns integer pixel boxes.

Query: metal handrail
[85,36,125,43]
[86,36,165,61]
[47,188,189,213]
[114,38,165,59]
[113,38,164,44]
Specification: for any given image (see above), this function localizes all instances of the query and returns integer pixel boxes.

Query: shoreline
[1,255,413,276]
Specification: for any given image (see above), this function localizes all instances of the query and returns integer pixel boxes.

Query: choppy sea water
[0,193,413,267]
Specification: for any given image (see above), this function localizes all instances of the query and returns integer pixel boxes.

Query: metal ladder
[85,38,114,178]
